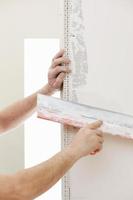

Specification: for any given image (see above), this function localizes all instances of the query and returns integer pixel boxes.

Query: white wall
[0,0,61,174]
[67,0,133,199]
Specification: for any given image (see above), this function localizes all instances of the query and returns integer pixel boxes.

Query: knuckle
[54,60,58,66]
[54,58,60,65]
[55,81,61,88]
[53,82,58,88]
[48,71,52,78]
[55,67,60,73]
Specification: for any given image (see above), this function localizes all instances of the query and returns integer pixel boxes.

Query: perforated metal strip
[62,0,72,199]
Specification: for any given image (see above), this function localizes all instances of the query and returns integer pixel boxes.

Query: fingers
[48,49,71,91]
[95,130,103,137]
[53,72,66,88]
[52,49,70,68]
[52,57,70,68]
[90,148,101,155]
[90,142,103,156]
[85,120,103,130]
[90,150,100,155]
[98,136,104,144]
[51,66,71,78]
[53,49,65,60]
[95,130,104,143]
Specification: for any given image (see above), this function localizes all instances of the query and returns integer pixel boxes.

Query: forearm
[0,122,103,200]
[0,84,54,134]
[13,147,78,200]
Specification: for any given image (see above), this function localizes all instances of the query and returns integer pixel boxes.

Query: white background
[24,39,61,200]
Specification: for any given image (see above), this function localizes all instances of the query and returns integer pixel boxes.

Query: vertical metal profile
[62,0,72,199]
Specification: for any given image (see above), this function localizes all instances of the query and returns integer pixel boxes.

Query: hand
[68,121,104,159]
[48,49,71,91]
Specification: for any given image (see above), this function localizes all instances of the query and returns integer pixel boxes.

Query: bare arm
[0,84,53,134]
[0,148,78,200]
[0,50,70,134]
[0,121,103,200]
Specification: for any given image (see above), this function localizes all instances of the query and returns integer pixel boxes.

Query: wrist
[64,146,81,162]
[39,84,55,96]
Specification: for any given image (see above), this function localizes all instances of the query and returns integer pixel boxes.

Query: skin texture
[0,49,104,200]
[0,50,71,134]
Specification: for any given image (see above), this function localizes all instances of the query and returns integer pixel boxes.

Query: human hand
[68,121,104,160]
[48,49,71,91]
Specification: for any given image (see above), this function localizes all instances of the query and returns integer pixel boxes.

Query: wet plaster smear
[67,0,133,199]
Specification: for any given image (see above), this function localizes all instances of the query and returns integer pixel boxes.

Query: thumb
[85,120,103,129]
